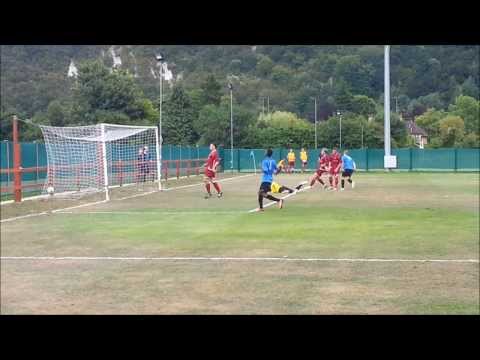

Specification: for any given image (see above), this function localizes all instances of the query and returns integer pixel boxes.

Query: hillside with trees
[1,45,478,148]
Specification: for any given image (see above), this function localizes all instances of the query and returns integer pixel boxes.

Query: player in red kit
[203,143,223,199]
[309,148,330,189]
[328,147,342,191]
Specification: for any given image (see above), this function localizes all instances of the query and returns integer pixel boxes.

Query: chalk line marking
[1,174,255,222]
[1,256,478,264]
[248,185,312,213]
[113,174,254,201]
[58,211,246,215]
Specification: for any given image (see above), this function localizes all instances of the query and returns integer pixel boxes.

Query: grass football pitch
[1,172,479,314]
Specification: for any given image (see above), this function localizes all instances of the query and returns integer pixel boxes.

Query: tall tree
[163,85,197,145]
[199,74,222,107]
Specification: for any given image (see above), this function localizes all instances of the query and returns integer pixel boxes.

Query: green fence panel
[366,149,385,170]
[412,148,455,171]
[392,148,412,170]
[457,148,480,171]
[348,149,367,170]
[1,141,12,183]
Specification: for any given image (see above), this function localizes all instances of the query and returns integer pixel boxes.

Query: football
[47,186,55,195]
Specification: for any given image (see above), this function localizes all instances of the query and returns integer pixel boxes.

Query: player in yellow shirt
[270,181,305,194]
[287,149,296,174]
[300,148,308,173]
[276,159,287,174]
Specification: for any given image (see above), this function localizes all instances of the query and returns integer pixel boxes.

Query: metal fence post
[409,147,413,171]
[4,140,10,189]
[454,148,458,172]
[365,148,369,172]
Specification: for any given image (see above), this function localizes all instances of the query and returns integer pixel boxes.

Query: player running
[340,150,356,191]
[287,149,296,173]
[309,148,330,189]
[328,147,342,191]
[203,143,223,199]
[257,148,284,211]
[300,148,308,173]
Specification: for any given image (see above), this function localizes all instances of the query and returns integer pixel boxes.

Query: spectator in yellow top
[300,148,308,173]
[287,149,296,173]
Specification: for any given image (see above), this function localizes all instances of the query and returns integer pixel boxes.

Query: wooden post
[12,115,22,202]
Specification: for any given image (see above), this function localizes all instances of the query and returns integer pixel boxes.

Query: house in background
[406,120,428,149]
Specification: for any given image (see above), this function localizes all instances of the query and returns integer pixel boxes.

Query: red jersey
[318,154,329,170]
[206,150,219,172]
[329,153,342,172]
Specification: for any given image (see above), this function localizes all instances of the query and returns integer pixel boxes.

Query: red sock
[310,178,316,187]
[213,182,221,193]
[206,183,211,194]
[335,177,339,187]
[329,177,333,186]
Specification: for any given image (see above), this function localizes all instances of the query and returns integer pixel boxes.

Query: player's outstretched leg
[279,186,294,194]
[334,175,339,190]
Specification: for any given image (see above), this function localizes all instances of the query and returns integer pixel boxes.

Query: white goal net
[39,123,161,200]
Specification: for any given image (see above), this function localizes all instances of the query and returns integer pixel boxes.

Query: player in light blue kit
[341,150,356,191]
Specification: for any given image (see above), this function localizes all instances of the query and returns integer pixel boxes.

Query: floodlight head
[228,83,233,90]
[155,53,164,62]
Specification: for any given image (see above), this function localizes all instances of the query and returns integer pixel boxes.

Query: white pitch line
[51,200,108,213]
[114,174,254,200]
[1,174,255,222]
[57,211,245,215]
[248,185,312,213]
[1,256,478,264]
[163,173,255,192]
[0,211,50,223]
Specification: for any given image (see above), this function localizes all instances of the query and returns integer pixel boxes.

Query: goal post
[39,123,160,199]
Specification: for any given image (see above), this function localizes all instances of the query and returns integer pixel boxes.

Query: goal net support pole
[155,126,162,191]
[100,124,110,201]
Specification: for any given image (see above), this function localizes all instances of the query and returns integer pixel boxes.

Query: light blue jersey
[342,154,355,170]
[261,157,277,183]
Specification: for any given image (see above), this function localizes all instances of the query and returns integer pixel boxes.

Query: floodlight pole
[229,83,234,172]
[314,98,318,149]
[337,111,342,149]
[156,53,165,189]
[384,45,391,158]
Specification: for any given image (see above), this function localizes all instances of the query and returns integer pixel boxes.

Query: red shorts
[330,168,340,176]
[205,170,216,179]
[288,161,295,167]
[316,169,327,177]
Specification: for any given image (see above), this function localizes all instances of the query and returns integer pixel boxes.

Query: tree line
[1,45,478,148]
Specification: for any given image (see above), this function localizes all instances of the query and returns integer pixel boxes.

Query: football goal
[39,123,161,200]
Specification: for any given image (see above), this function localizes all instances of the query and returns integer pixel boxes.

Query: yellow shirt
[300,151,307,161]
[271,182,281,193]
[287,152,296,162]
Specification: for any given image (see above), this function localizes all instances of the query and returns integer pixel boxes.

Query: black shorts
[259,182,272,194]
[342,169,354,177]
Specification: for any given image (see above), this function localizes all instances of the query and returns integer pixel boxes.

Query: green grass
[1,172,479,314]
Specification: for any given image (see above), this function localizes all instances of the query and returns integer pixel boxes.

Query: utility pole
[228,82,234,172]
[314,98,318,149]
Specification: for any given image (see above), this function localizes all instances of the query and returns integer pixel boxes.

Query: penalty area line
[1,256,478,264]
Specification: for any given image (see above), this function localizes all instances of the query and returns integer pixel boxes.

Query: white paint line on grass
[0,212,50,223]
[113,174,254,201]
[1,174,255,222]
[57,211,246,215]
[248,185,312,213]
[1,256,478,264]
